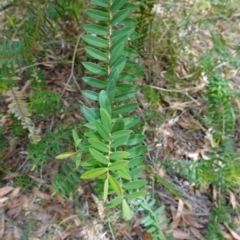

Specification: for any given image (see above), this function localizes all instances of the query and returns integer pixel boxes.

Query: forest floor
[0,1,240,240]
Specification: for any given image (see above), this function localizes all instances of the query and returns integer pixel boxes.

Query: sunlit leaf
[95,120,110,141]
[125,190,145,199]
[75,152,82,167]
[99,90,111,115]
[127,146,147,158]
[110,151,130,160]
[88,138,109,153]
[108,174,122,196]
[123,180,148,189]
[106,196,122,208]
[100,108,111,132]
[56,152,75,159]
[89,148,108,164]
[80,167,107,179]
[109,160,128,171]
[122,199,132,220]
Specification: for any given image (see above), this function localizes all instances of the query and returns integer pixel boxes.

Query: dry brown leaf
[189,227,204,239]
[173,229,190,239]
[0,197,8,204]
[34,224,51,237]
[47,204,68,216]
[3,231,13,240]
[0,186,14,197]
[229,191,237,209]
[32,188,52,200]
[29,204,47,213]
[224,222,240,240]
[7,206,22,219]
[9,187,21,201]
[33,212,53,221]
[28,175,46,184]
[3,173,20,180]
[13,225,22,240]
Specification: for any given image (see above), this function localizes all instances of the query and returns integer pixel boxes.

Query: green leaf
[82,62,106,74]
[122,17,138,26]
[112,130,132,139]
[124,116,140,129]
[86,9,109,21]
[89,148,108,164]
[111,135,130,148]
[100,108,111,132]
[129,166,145,177]
[122,199,132,220]
[111,9,129,26]
[109,160,128,171]
[82,90,99,101]
[80,167,107,179]
[122,3,138,11]
[88,138,109,153]
[106,77,116,102]
[75,152,82,167]
[119,72,137,81]
[72,130,81,148]
[111,26,135,41]
[106,196,122,208]
[103,177,108,202]
[112,57,126,74]
[111,118,124,133]
[82,35,108,48]
[128,156,144,168]
[123,180,147,189]
[82,158,98,167]
[99,90,111,115]
[116,83,134,92]
[117,168,132,180]
[110,42,124,65]
[85,47,108,61]
[125,134,145,145]
[91,0,109,7]
[110,151,130,160]
[124,47,139,57]
[95,121,110,141]
[125,191,145,199]
[111,0,127,11]
[84,131,101,140]
[114,90,136,102]
[82,106,99,122]
[84,24,108,35]
[56,152,75,159]
[142,215,154,226]
[82,77,107,88]
[128,146,147,158]
[112,103,138,115]
[110,35,128,52]
[108,175,122,196]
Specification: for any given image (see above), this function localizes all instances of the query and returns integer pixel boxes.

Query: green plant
[134,195,172,240]
[56,0,148,220]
